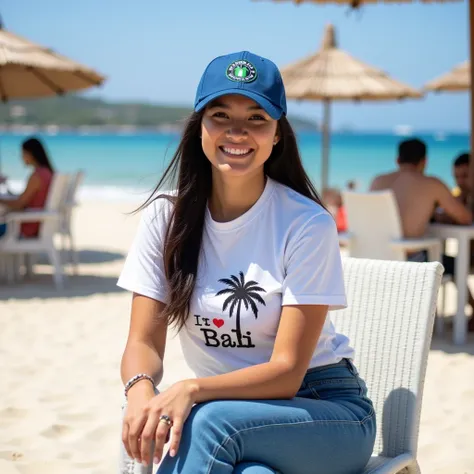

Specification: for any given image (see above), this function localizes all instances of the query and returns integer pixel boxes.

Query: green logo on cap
[226,60,257,83]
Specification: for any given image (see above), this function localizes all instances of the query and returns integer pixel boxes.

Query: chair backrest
[40,173,71,238]
[59,170,84,233]
[65,170,84,206]
[331,257,443,459]
[45,173,71,212]
[342,190,406,261]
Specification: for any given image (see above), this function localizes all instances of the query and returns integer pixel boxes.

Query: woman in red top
[0,137,55,238]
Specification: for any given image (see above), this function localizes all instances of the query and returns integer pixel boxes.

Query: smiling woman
[117,51,376,474]
[201,95,279,180]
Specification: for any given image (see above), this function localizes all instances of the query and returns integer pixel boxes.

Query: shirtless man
[370,140,474,329]
[453,153,470,205]
[369,138,472,238]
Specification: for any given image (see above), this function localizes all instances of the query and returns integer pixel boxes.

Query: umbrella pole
[321,99,331,191]
[469,1,474,213]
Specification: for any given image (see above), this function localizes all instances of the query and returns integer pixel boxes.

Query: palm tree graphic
[216,272,266,345]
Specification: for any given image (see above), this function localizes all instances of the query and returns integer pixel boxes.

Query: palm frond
[245,284,266,294]
[244,280,260,289]
[247,298,260,318]
[216,288,235,297]
[239,271,246,286]
[229,298,239,317]
[222,294,236,313]
[218,278,238,290]
[247,292,266,306]
[230,274,242,287]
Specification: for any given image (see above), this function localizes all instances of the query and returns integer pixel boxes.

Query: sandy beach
[1,201,473,474]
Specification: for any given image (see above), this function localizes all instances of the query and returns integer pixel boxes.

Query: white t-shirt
[118,178,354,378]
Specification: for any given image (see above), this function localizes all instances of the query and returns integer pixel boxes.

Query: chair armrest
[363,452,415,473]
[5,210,59,223]
[390,237,442,262]
[389,237,440,251]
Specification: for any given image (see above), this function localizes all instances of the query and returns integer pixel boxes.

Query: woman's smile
[218,145,254,159]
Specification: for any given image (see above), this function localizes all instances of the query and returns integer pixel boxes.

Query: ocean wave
[5,180,152,203]
[77,185,151,202]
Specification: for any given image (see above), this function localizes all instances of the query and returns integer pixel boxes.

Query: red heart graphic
[212,318,224,328]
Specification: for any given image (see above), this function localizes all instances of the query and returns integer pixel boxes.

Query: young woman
[0,137,55,238]
[118,51,376,474]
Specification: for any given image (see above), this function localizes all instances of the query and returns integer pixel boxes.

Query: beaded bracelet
[124,373,155,397]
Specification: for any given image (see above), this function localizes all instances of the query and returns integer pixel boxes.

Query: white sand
[0,201,473,474]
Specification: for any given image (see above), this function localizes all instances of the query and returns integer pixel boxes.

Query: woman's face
[201,95,279,178]
[22,149,33,167]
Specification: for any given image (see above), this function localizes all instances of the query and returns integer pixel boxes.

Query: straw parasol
[281,24,422,189]
[425,60,470,92]
[0,24,104,101]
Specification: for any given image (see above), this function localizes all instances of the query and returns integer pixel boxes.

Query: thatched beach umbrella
[281,24,422,189]
[0,24,104,101]
[425,60,470,92]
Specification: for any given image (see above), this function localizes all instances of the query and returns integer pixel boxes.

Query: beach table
[429,223,474,345]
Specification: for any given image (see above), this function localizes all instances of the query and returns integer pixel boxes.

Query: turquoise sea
[0,130,469,201]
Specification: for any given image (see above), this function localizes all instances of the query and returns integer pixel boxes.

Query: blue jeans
[157,359,376,474]
[0,223,6,238]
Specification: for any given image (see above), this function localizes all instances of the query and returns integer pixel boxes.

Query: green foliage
[0,95,317,131]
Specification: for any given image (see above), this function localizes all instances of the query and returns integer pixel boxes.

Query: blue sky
[3,0,469,131]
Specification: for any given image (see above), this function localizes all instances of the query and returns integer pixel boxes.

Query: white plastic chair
[332,257,443,473]
[339,190,449,332]
[339,191,442,262]
[0,173,71,288]
[59,170,84,273]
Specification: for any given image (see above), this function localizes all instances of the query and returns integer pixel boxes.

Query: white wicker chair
[332,257,444,473]
[118,258,443,474]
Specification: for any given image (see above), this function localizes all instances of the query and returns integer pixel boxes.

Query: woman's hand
[123,379,198,467]
[122,381,156,464]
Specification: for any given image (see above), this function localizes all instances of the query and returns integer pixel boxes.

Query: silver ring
[159,414,172,426]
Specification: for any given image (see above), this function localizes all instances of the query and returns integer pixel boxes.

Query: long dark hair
[139,111,324,330]
[22,137,55,173]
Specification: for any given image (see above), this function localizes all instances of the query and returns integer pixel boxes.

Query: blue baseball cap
[194,51,287,120]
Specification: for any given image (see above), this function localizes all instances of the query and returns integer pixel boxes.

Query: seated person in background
[453,152,470,205]
[370,138,472,239]
[435,153,471,217]
[370,140,474,329]
[0,137,55,238]
[322,187,347,233]
[434,152,474,329]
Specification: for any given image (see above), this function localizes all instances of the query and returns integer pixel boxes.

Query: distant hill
[0,95,318,132]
